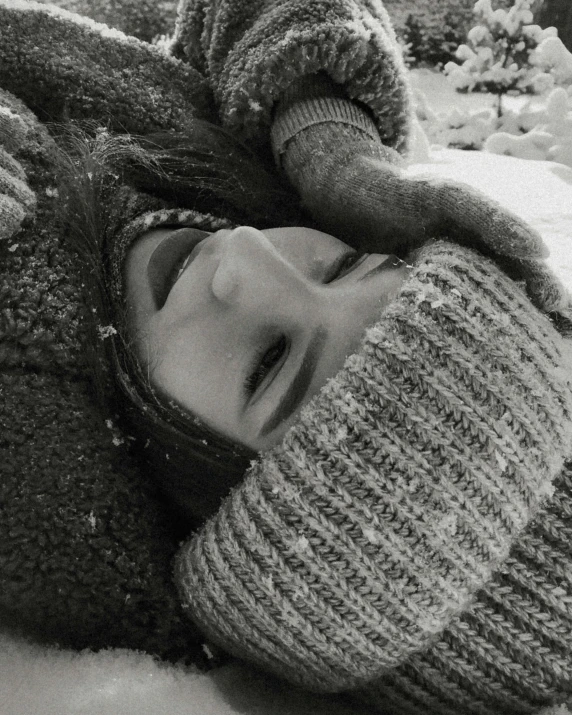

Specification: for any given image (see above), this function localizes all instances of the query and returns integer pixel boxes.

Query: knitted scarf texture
[176,239,572,713]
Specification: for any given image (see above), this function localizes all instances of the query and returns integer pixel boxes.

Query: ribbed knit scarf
[176,240,572,702]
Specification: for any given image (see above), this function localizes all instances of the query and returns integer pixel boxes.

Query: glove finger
[429,176,549,260]
[508,256,571,315]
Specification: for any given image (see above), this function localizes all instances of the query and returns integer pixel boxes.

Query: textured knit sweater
[0,0,413,659]
[176,240,572,714]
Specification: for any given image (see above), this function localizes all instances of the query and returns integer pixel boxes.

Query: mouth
[147,228,210,309]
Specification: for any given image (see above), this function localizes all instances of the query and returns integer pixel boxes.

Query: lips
[147,228,210,308]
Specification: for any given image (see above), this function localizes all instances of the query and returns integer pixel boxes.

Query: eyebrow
[259,326,328,438]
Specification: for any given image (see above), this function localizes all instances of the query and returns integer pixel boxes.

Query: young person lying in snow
[1,0,572,713]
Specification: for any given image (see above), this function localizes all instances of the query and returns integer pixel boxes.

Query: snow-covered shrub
[416,76,572,167]
[415,0,572,163]
[484,86,572,166]
[418,101,497,150]
[484,127,555,158]
[531,35,572,86]
[400,10,469,69]
[386,0,515,40]
[444,0,556,116]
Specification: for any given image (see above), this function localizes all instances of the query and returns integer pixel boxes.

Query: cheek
[356,265,410,323]
[261,228,346,279]
[136,317,194,398]
[329,279,400,353]
[149,343,205,419]
[147,324,245,427]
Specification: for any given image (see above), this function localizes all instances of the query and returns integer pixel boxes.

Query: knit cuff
[271,74,384,169]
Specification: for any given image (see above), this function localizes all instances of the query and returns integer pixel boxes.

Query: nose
[210,226,297,305]
[210,228,241,302]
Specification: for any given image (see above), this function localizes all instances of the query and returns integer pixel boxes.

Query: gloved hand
[0,88,36,240]
[272,106,548,262]
[270,74,571,317]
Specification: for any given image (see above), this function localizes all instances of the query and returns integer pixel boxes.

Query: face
[124,226,411,452]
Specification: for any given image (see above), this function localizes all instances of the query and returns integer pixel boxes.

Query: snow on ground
[0,631,363,715]
[406,145,572,292]
[0,626,570,715]
[409,67,549,116]
[409,68,572,294]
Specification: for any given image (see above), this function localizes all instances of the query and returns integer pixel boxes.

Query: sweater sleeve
[174,240,572,694]
[170,0,414,153]
[0,0,214,134]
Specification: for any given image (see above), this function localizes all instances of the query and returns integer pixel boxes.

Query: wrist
[271,92,383,169]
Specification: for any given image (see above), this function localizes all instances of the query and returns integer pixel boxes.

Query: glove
[270,74,572,317]
[271,77,548,262]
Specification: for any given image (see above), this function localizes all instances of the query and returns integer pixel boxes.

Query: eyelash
[242,249,359,398]
[244,335,287,397]
[325,250,359,283]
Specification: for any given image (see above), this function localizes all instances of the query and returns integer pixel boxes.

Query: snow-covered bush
[416,79,572,167]
[414,87,495,149]
[444,0,557,116]
[387,0,515,40]
[400,10,469,69]
[412,0,572,164]
[484,86,572,165]
[531,35,572,86]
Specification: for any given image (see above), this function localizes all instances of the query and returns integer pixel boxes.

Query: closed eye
[244,335,287,397]
[325,250,364,283]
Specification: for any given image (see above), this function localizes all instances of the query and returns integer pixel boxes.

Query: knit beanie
[176,239,572,713]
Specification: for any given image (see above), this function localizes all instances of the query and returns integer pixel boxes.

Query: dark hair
[49,118,311,534]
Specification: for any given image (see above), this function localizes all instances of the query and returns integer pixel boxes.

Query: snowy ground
[2,626,571,715]
[408,68,572,293]
[407,146,572,291]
